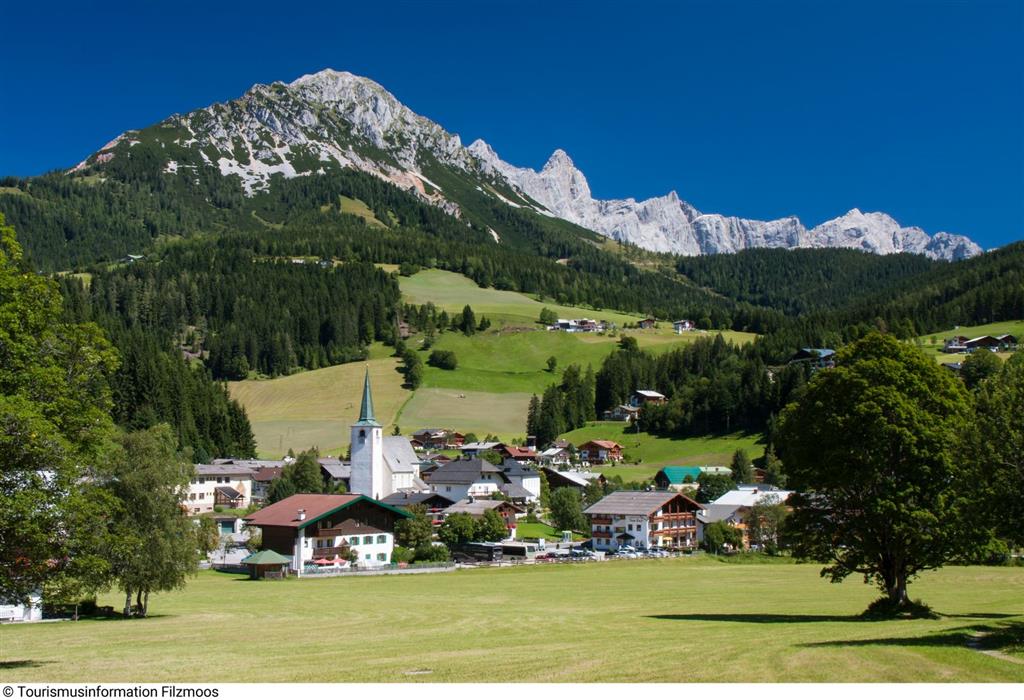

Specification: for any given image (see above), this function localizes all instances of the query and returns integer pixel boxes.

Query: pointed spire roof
[354,368,380,427]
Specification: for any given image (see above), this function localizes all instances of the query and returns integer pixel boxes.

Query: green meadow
[2,560,1021,682]
[228,269,760,451]
[916,320,1023,365]
[561,422,765,482]
[228,343,410,457]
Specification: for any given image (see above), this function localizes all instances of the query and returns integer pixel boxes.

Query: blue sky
[2,0,1021,249]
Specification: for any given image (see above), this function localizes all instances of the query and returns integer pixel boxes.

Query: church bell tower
[349,369,385,499]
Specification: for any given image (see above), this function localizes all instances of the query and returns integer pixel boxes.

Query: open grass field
[918,320,1023,359]
[560,422,765,482]
[2,560,1022,682]
[228,344,410,457]
[396,387,532,440]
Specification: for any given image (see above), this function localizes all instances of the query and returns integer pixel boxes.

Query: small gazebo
[240,549,291,580]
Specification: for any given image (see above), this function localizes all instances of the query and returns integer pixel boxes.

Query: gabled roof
[443,499,525,517]
[380,491,455,508]
[656,466,703,484]
[579,440,622,450]
[584,490,701,516]
[501,461,539,478]
[243,494,409,530]
[382,437,421,474]
[499,483,535,500]
[318,459,351,480]
[250,466,283,482]
[635,389,666,399]
[711,488,793,508]
[460,441,501,451]
[195,464,254,478]
[697,503,742,524]
[429,459,508,485]
[241,549,291,565]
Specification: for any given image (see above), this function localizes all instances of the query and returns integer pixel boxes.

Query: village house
[499,460,542,503]
[428,458,510,501]
[186,464,254,514]
[638,317,657,329]
[603,404,641,423]
[250,465,283,503]
[943,336,969,353]
[540,467,606,493]
[697,486,794,549]
[585,491,701,551]
[653,465,731,491]
[243,494,410,575]
[380,491,456,524]
[537,446,572,467]
[577,440,624,464]
[410,428,465,450]
[673,319,696,334]
[459,441,502,458]
[631,389,666,407]
[964,335,1001,351]
[1,592,43,622]
[996,333,1018,350]
[496,443,538,463]
[442,497,525,539]
[788,348,836,370]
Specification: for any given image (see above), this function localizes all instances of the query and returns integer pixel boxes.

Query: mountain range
[74,69,982,261]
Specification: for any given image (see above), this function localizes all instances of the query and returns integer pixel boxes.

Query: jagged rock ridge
[78,68,982,261]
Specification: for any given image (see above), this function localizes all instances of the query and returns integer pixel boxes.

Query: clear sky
[2,0,1021,249]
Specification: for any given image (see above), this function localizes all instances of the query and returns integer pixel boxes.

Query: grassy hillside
[3,562,1021,682]
[226,269,761,451]
[560,422,765,482]
[228,343,409,457]
[917,320,1024,362]
[399,268,644,327]
[395,388,532,441]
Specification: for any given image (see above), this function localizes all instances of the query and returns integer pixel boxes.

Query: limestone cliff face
[81,68,982,261]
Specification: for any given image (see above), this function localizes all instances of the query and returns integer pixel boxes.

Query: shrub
[428,349,458,370]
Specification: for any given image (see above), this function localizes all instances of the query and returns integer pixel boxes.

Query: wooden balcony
[312,546,347,558]
[590,517,613,525]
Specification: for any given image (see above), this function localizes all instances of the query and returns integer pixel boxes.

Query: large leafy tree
[103,424,201,617]
[0,214,119,605]
[394,505,434,550]
[475,509,509,542]
[549,487,587,532]
[968,352,1024,547]
[777,332,982,610]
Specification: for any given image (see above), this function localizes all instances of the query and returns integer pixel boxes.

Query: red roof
[251,466,283,482]
[244,494,361,528]
[501,445,537,458]
[580,440,622,450]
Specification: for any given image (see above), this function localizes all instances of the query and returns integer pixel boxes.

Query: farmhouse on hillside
[541,467,606,493]
[577,440,624,464]
[631,389,666,406]
[673,319,696,334]
[654,465,731,491]
[244,493,410,575]
[585,491,701,551]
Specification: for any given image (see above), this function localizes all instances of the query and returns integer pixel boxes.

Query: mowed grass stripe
[2,561,1022,682]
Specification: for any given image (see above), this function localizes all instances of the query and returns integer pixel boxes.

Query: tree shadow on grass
[647,613,866,623]
[802,621,1024,652]
[646,612,1019,625]
[0,659,52,670]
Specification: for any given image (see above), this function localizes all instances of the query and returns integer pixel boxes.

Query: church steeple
[354,368,380,427]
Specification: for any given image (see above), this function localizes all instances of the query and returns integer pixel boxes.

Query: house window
[377,553,386,561]
[376,535,387,544]
[189,493,196,501]
[365,553,371,560]
[363,536,373,545]
[445,486,452,492]
[358,429,366,445]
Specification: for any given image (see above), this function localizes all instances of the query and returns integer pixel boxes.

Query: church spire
[355,368,380,427]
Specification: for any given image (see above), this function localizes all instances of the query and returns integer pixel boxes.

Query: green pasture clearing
[2,561,1021,682]
[560,422,764,481]
[338,195,388,228]
[228,345,409,457]
[918,320,1024,357]
[399,268,644,327]
[396,387,531,439]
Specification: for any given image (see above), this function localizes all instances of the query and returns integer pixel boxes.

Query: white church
[348,370,426,499]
